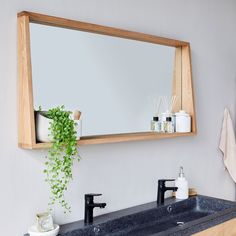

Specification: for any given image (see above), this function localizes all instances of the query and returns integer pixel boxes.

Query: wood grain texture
[20,132,195,149]
[18,11,188,47]
[193,218,236,236]
[18,15,36,148]
[181,44,197,133]
[172,46,182,113]
[17,11,197,149]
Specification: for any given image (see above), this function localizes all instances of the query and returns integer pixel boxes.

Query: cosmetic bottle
[175,167,189,200]
[162,116,174,133]
[151,116,161,132]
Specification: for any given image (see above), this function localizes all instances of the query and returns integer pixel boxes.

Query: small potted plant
[37,106,81,213]
[36,107,82,143]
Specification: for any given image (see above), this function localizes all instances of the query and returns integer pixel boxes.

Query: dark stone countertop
[24,195,236,236]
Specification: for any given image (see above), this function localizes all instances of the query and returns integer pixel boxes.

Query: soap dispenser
[175,167,188,199]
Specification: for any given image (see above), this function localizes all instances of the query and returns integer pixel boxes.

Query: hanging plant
[42,105,80,213]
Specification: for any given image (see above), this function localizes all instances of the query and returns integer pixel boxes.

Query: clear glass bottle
[166,117,174,133]
[162,117,174,133]
[150,116,161,132]
[161,117,167,133]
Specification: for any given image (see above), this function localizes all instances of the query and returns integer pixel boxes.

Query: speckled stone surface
[24,195,236,236]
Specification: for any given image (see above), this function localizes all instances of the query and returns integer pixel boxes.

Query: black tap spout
[157,179,178,205]
[84,194,106,224]
[88,203,106,208]
[165,187,178,191]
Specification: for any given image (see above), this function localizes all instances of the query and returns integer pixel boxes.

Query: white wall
[1,0,236,235]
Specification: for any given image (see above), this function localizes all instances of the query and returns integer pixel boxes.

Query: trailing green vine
[42,105,80,213]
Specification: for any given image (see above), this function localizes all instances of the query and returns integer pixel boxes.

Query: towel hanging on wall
[219,108,236,182]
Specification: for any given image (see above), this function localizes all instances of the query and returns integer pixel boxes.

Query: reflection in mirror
[30,23,177,136]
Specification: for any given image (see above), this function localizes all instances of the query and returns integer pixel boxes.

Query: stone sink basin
[25,195,236,236]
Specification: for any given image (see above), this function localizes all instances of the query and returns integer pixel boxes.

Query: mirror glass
[30,23,177,136]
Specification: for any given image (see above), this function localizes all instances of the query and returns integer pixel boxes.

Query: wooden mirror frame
[18,11,196,149]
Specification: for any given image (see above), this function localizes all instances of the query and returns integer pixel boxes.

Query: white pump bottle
[175,166,189,199]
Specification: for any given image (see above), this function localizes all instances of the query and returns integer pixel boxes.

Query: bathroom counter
[24,195,236,236]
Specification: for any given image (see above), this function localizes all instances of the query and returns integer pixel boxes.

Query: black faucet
[157,179,178,204]
[84,193,106,224]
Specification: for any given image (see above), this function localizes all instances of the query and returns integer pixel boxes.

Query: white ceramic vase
[36,112,82,143]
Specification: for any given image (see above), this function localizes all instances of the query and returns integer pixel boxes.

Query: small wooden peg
[74,110,81,120]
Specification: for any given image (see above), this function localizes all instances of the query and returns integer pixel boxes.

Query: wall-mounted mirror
[17,11,196,148]
[30,23,176,136]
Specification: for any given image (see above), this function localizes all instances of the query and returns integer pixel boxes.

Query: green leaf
[42,105,80,213]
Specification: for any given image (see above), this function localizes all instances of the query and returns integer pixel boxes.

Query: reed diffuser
[161,95,178,133]
[150,96,162,132]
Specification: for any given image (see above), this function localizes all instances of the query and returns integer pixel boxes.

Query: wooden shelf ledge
[18,132,196,149]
